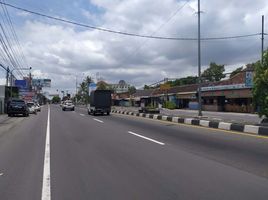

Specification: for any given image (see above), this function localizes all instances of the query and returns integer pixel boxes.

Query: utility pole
[261,15,264,65]
[198,0,202,116]
[6,66,9,86]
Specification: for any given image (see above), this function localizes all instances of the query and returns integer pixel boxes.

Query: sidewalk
[113,106,262,125]
[0,114,9,124]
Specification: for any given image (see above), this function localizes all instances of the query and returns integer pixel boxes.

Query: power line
[132,0,190,56]
[0,1,265,41]
[0,0,28,78]
[2,1,29,70]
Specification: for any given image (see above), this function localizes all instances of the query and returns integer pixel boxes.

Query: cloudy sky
[0,0,267,94]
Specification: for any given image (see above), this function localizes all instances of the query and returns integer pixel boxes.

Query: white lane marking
[93,118,104,123]
[79,113,85,116]
[127,131,165,145]
[0,173,3,176]
[41,106,51,200]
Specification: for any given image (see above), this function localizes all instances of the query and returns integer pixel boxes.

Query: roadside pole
[261,15,264,65]
[198,0,202,116]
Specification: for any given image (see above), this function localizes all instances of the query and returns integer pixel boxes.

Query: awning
[176,91,196,99]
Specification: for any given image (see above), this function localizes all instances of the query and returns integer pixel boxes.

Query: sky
[0,0,267,95]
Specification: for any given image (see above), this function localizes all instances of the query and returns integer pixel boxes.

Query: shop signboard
[201,83,252,92]
[245,71,253,87]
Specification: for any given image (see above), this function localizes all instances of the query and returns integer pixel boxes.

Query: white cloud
[9,0,268,94]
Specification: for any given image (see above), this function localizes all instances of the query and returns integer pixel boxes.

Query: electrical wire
[0,1,264,41]
[0,1,28,78]
[2,1,29,71]
[132,0,190,56]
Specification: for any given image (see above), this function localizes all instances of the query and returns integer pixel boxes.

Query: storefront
[201,84,253,113]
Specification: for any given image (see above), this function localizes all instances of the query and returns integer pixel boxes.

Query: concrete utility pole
[6,66,9,86]
[261,15,264,65]
[197,0,202,116]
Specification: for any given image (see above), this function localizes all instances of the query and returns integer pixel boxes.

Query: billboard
[32,79,51,88]
[15,80,28,89]
[88,83,97,94]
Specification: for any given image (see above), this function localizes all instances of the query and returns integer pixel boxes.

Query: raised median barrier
[111,110,268,136]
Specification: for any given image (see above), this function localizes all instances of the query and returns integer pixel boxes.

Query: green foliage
[146,103,157,109]
[230,67,243,78]
[163,101,176,109]
[253,50,268,118]
[97,82,108,90]
[168,76,198,87]
[144,85,150,89]
[77,76,93,104]
[202,62,226,82]
[128,86,136,94]
[52,96,61,103]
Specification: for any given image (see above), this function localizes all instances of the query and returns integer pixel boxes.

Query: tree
[169,76,198,87]
[230,67,243,78]
[128,86,136,94]
[253,50,268,118]
[77,76,93,104]
[144,85,151,89]
[202,62,226,82]
[97,81,108,90]
[51,96,61,104]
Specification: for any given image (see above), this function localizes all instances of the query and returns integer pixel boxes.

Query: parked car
[7,99,29,117]
[35,103,41,112]
[27,102,37,114]
[62,100,75,111]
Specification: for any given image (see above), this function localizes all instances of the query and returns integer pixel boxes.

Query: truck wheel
[88,110,91,115]
[93,111,96,116]
[107,112,110,115]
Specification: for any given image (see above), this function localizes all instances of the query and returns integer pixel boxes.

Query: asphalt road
[1,104,268,200]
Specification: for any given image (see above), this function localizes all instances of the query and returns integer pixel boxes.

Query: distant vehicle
[7,99,29,117]
[27,102,37,114]
[87,90,111,115]
[62,100,75,111]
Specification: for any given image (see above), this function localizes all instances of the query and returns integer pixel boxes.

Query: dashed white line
[41,106,51,200]
[127,131,165,145]
[79,113,85,116]
[93,118,104,123]
[0,173,3,176]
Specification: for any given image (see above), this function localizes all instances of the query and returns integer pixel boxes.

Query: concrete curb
[111,110,268,136]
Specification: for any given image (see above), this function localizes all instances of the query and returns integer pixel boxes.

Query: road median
[111,110,268,136]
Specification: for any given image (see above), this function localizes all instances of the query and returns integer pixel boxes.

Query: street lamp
[10,67,32,99]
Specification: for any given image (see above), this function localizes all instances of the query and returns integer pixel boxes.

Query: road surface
[0,104,268,200]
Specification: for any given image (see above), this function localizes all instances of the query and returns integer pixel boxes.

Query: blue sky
[0,0,267,95]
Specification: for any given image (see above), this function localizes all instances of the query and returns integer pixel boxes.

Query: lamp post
[10,67,32,99]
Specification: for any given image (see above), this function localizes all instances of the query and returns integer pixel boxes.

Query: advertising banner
[32,79,51,88]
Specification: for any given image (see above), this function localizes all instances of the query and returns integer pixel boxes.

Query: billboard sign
[88,83,97,94]
[15,80,28,89]
[32,79,51,88]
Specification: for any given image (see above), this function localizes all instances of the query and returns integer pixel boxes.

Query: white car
[35,103,41,112]
[27,102,37,114]
[62,100,75,111]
